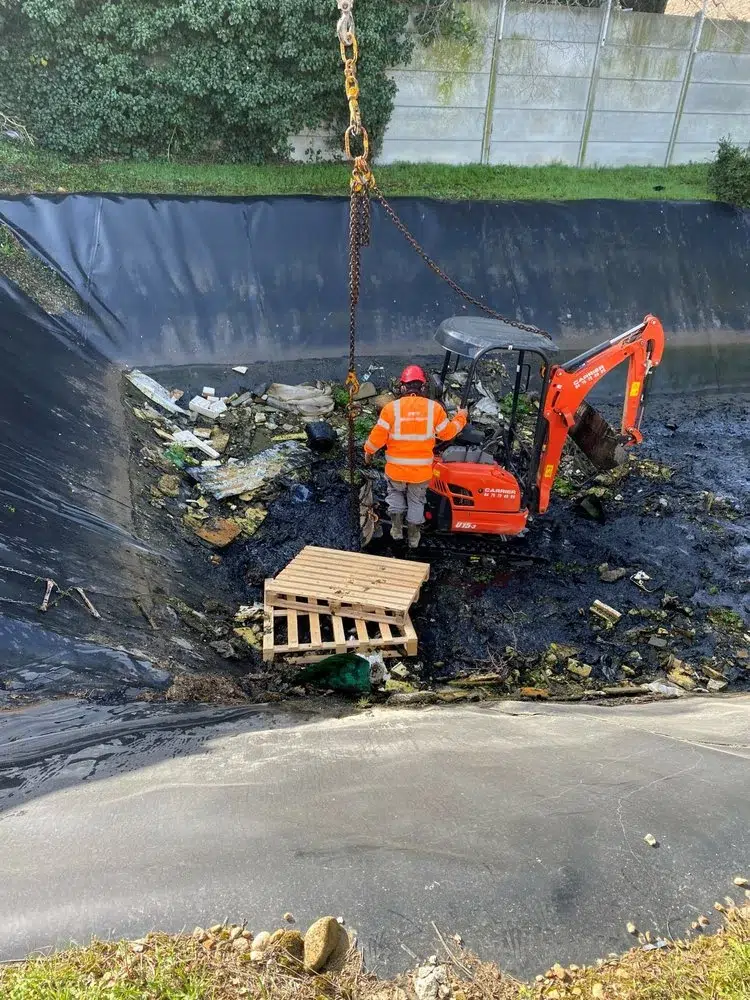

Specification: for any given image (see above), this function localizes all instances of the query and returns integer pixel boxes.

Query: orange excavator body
[422,314,665,538]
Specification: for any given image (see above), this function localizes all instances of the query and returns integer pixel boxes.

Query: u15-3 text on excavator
[420,313,665,538]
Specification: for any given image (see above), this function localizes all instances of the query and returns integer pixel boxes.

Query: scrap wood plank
[265,545,429,624]
[262,605,417,663]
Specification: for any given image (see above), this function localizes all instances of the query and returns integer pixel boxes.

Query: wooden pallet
[262,605,418,664]
[265,546,429,625]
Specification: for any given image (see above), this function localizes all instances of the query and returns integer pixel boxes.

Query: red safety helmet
[399,364,427,385]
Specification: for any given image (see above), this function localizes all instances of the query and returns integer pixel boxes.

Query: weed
[332,385,350,410]
[707,607,745,633]
[353,414,376,442]
[163,444,196,469]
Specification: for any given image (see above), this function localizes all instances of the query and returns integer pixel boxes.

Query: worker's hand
[363,452,372,466]
[458,407,469,419]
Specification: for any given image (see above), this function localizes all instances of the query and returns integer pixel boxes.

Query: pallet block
[264,545,429,625]
[262,604,418,664]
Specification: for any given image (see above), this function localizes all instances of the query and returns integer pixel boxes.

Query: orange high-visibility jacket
[364,395,467,483]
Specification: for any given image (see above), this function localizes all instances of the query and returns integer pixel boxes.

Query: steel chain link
[371,185,553,340]
[334,0,550,547]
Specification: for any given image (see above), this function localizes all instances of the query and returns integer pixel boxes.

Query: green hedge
[708,138,750,208]
[0,0,412,162]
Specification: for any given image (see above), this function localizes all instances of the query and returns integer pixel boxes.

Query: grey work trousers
[385,477,428,526]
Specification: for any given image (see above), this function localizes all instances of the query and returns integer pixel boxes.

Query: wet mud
[109,355,750,707]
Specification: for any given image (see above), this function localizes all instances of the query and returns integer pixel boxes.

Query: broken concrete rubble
[127,369,188,415]
[189,395,227,419]
[172,429,221,459]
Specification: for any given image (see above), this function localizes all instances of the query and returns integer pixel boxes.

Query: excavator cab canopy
[435,316,558,361]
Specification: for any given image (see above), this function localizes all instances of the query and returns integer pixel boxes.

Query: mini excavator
[361,313,665,543]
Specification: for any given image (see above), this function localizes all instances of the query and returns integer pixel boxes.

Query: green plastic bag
[295,652,384,695]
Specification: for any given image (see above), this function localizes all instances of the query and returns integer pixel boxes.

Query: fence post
[665,0,708,167]
[481,0,507,166]
[577,0,613,168]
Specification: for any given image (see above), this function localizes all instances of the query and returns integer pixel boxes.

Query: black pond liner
[0,194,748,698]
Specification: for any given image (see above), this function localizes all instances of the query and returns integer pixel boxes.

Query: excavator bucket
[569,401,627,471]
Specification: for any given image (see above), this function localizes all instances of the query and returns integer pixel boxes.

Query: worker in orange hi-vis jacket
[363,365,468,548]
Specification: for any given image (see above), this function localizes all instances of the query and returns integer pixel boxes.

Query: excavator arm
[535,314,665,513]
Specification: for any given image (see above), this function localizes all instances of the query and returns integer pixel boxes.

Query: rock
[303,917,347,971]
[210,429,230,454]
[599,564,628,583]
[192,926,207,940]
[708,678,728,692]
[157,473,182,497]
[648,635,668,648]
[250,950,266,962]
[373,392,396,412]
[626,922,638,935]
[233,937,251,953]
[209,640,237,659]
[209,924,224,935]
[667,660,696,690]
[252,931,271,953]
[354,381,377,400]
[234,506,267,538]
[550,964,571,983]
[390,661,411,680]
[229,926,243,941]
[387,691,438,705]
[190,517,242,548]
[270,929,304,962]
[644,833,658,847]
[698,915,710,927]
[566,659,592,679]
[413,963,451,1000]
[592,984,605,999]
[734,876,749,887]
[283,912,295,923]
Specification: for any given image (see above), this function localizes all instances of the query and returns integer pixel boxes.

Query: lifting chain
[334,0,551,544]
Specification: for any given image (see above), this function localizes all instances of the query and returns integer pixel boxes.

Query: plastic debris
[290,483,313,503]
[188,441,308,500]
[266,383,334,418]
[126,369,188,415]
[233,366,248,374]
[471,396,502,423]
[306,421,338,452]
[645,680,685,698]
[189,395,227,419]
[631,569,655,592]
[171,429,220,459]
[296,652,386,695]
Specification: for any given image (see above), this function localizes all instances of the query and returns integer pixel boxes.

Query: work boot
[407,523,422,549]
[390,512,404,541]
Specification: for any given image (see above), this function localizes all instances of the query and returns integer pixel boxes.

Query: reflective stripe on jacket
[364,395,467,483]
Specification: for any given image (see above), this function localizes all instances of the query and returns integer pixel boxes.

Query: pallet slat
[269,545,429,622]
[262,604,417,664]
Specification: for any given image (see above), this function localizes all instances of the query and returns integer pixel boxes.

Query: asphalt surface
[1,696,749,978]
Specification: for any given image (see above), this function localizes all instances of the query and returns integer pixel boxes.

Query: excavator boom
[535,315,665,513]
